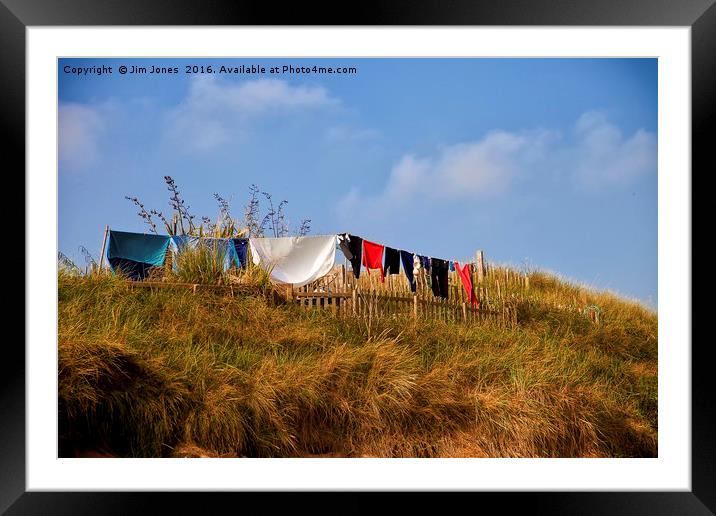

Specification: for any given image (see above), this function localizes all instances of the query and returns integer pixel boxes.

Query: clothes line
[104,229,484,301]
[335,232,484,303]
[337,233,479,275]
[106,230,341,287]
[338,231,479,269]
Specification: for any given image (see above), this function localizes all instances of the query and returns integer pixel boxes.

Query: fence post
[98,225,110,271]
[413,294,418,319]
[475,250,485,283]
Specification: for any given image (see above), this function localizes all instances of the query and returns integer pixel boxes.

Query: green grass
[58,269,657,458]
[170,240,230,285]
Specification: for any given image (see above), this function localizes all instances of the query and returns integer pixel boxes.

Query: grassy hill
[58,269,657,458]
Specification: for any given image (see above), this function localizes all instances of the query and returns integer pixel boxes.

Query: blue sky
[58,58,657,307]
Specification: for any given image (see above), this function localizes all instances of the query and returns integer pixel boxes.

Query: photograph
[57,56,658,459]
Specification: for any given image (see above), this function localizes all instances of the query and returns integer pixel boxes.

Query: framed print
[6,0,710,512]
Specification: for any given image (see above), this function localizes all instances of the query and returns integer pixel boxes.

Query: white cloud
[166,76,340,151]
[337,112,656,216]
[568,111,657,188]
[339,128,555,215]
[58,103,105,170]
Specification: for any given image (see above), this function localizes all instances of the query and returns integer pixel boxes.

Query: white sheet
[249,235,338,287]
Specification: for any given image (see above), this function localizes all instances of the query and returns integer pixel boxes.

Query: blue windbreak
[170,235,236,269]
[107,230,170,267]
[170,235,200,253]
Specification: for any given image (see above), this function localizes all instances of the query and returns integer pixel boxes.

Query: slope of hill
[58,270,657,458]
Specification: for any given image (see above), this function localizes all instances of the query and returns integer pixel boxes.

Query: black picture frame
[6,0,708,513]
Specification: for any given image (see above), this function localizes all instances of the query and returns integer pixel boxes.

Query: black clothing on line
[384,246,401,275]
[339,233,363,279]
[430,258,450,299]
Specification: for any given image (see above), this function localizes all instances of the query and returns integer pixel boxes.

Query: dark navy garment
[400,250,417,293]
[449,261,455,272]
[419,255,431,272]
[430,258,450,299]
[384,246,401,275]
[339,233,363,279]
[232,238,249,268]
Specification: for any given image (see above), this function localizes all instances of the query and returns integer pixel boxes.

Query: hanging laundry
[400,250,417,293]
[430,258,450,299]
[170,235,236,270]
[338,233,362,279]
[109,230,171,266]
[337,233,353,260]
[441,261,451,298]
[455,261,479,308]
[384,246,401,275]
[249,235,337,287]
[108,258,154,280]
[418,255,432,288]
[362,239,385,281]
[449,261,455,272]
[170,234,198,252]
[413,254,423,288]
[107,230,171,280]
[232,238,249,268]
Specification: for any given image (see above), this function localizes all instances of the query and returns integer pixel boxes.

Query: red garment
[362,239,385,282]
[455,261,479,308]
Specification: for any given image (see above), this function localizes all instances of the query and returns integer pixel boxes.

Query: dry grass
[58,269,657,458]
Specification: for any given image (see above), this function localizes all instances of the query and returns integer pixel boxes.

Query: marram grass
[58,270,657,458]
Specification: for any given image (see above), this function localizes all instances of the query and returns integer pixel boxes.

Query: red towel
[455,261,479,308]
[362,239,385,282]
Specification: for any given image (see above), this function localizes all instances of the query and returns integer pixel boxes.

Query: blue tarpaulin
[170,235,236,269]
[107,230,171,280]
[170,235,200,254]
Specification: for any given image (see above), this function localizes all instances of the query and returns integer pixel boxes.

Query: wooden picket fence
[292,289,516,326]
[118,247,598,327]
[289,251,522,327]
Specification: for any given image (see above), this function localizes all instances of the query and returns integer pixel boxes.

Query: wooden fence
[289,251,522,326]
[118,248,598,327]
[292,289,514,326]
